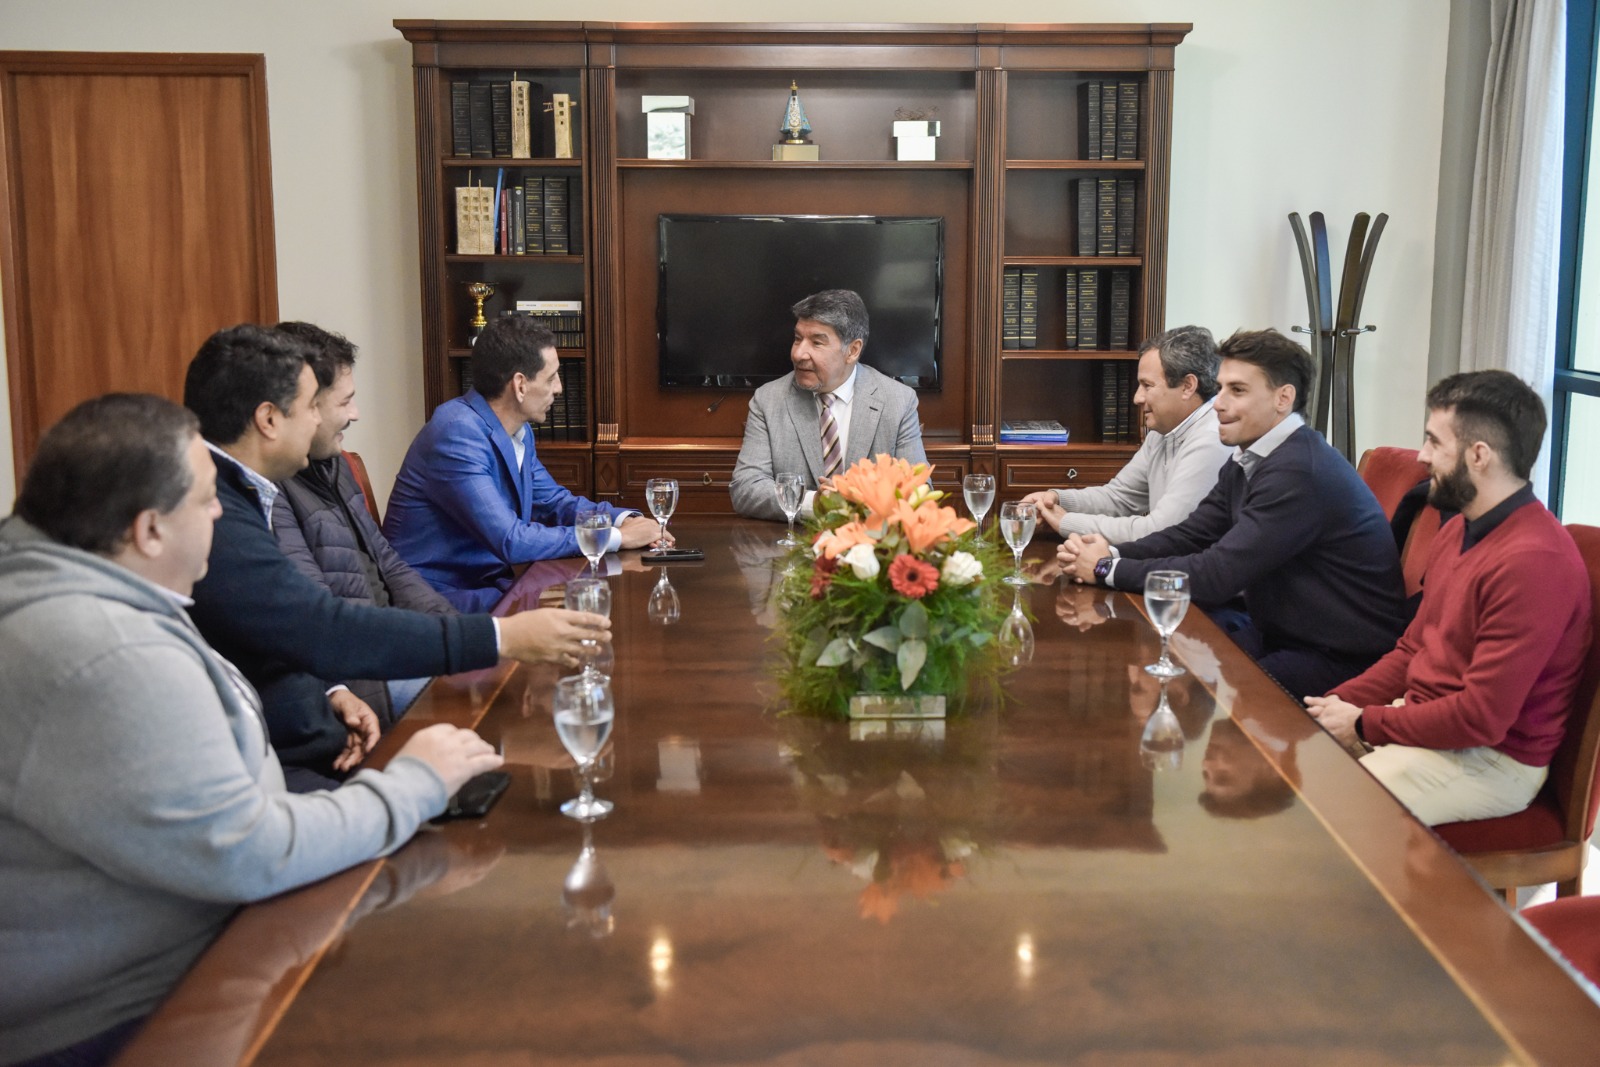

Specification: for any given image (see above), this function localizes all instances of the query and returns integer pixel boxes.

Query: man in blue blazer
[730,289,927,520]
[384,315,662,611]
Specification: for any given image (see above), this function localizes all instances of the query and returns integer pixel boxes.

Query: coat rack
[1287,211,1386,462]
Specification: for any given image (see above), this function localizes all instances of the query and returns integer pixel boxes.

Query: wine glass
[563,823,616,938]
[553,673,615,821]
[563,577,612,678]
[647,568,681,625]
[963,473,995,542]
[998,589,1034,667]
[998,500,1037,586]
[774,472,805,547]
[575,506,611,576]
[1143,570,1191,678]
[645,478,678,551]
[1139,680,1185,772]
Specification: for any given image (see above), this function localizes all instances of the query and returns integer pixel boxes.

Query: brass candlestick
[467,281,494,345]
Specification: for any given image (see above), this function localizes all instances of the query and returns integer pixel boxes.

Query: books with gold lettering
[450,83,472,157]
[1116,81,1140,160]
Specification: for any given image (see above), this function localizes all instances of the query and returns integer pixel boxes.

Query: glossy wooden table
[116,520,1600,1066]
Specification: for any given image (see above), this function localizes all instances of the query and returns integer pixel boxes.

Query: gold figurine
[467,281,495,345]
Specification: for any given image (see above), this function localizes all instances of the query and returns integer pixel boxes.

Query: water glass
[575,506,611,575]
[998,500,1037,586]
[647,568,680,625]
[553,673,615,821]
[563,576,612,678]
[1139,681,1185,772]
[775,472,805,547]
[1143,570,1190,678]
[645,478,678,550]
[963,473,995,541]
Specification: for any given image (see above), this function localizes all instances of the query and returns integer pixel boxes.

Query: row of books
[513,301,585,348]
[1075,177,1137,257]
[455,171,580,256]
[1097,360,1138,443]
[1080,80,1140,161]
[1065,268,1134,351]
[449,76,564,159]
[456,355,589,442]
[1001,268,1039,349]
[999,419,1069,444]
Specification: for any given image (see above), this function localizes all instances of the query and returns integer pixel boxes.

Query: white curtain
[1459,0,1566,495]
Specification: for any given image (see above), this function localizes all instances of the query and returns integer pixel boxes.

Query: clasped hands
[1057,532,1113,585]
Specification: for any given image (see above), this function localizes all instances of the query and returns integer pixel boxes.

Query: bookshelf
[397,21,1189,511]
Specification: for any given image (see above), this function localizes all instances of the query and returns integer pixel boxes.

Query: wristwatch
[1093,556,1114,586]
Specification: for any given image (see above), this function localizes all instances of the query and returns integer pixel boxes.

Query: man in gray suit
[730,289,927,520]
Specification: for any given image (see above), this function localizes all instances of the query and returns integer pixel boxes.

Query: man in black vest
[184,324,608,791]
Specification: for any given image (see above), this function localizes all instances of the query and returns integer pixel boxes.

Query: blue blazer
[383,389,626,609]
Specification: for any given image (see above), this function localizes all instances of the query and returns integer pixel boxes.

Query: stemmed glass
[563,823,616,938]
[553,673,615,821]
[998,589,1034,667]
[575,506,611,576]
[1139,679,1185,771]
[774,472,805,547]
[998,500,1037,586]
[563,577,612,678]
[647,568,680,625]
[645,477,678,551]
[963,473,995,542]
[1143,570,1191,678]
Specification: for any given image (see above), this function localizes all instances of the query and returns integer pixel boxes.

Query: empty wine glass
[963,473,995,542]
[775,472,805,547]
[998,500,1038,586]
[575,506,611,576]
[553,673,615,821]
[647,568,680,625]
[563,823,616,938]
[1143,570,1190,678]
[645,478,678,551]
[998,590,1034,666]
[1139,679,1185,772]
[563,577,612,678]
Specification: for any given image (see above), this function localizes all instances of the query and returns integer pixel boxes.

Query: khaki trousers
[1359,744,1547,826]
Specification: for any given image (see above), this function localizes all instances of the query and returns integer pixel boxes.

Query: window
[1555,0,1600,521]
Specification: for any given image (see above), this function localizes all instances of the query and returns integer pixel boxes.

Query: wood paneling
[0,52,277,480]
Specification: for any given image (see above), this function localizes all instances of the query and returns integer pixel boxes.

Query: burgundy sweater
[1334,499,1591,767]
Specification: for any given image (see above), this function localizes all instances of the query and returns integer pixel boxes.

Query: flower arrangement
[776,455,1013,718]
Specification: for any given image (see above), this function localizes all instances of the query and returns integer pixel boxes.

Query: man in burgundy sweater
[1306,371,1592,826]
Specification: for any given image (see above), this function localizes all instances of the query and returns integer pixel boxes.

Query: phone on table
[642,547,704,562]
[431,770,511,822]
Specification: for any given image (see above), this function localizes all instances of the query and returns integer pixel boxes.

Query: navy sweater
[1112,425,1408,661]
[190,456,499,774]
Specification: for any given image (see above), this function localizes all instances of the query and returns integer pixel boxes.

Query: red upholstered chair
[1357,446,1429,519]
[342,450,382,526]
[1521,896,1600,987]
[1434,524,1600,903]
[1357,446,1442,598]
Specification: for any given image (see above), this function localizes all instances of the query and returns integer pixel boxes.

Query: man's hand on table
[1058,532,1112,585]
[1020,491,1066,536]
[619,514,667,549]
[395,723,504,795]
[499,608,611,668]
[329,689,381,772]
[1305,695,1367,757]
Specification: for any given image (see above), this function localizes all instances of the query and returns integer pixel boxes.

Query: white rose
[941,551,982,587]
[841,543,880,580]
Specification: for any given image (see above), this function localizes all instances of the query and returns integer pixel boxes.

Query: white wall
[0,0,1449,511]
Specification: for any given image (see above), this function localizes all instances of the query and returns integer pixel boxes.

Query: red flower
[888,554,940,599]
[810,555,840,599]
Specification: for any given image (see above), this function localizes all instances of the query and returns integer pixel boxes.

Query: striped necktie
[819,392,843,478]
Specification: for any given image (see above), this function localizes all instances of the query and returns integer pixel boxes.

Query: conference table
[114,520,1600,1066]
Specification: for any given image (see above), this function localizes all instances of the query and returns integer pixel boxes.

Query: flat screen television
[657,214,944,390]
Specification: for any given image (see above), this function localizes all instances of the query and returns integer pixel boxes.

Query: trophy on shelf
[773,81,819,161]
[466,281,495,346]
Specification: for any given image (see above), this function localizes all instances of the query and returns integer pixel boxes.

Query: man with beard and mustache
[1306,371,1592,826]
[270,323,452,734]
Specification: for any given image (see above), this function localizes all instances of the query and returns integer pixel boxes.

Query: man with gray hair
[730,288,927,520]
[1024,325,1232,540]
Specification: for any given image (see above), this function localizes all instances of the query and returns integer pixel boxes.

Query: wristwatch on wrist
[1092,556,1114,586]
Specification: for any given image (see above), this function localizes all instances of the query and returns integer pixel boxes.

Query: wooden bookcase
[396,21,1189,512]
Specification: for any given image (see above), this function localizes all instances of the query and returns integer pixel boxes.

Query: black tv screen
[657,214,944,389]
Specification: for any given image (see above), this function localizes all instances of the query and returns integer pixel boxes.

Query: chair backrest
[1400,502,1443,599]
[1357,446,1429,520]
[342,450,382,526]
[1551,524,1600,842]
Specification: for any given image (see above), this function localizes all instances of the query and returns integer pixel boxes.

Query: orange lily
[830,455,932,528]
[813,519,878,560]
[894,498,974,555]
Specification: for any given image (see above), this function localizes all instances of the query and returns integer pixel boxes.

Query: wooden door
[0,52,277,480]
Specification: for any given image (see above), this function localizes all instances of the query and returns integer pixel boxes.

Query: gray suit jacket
[729,364,927,520]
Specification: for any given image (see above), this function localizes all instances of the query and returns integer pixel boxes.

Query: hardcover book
[490,82,513,158]
[468,83,493,159]
[1116,81,1140,161]
[544,176,569,255]
[1063,270,1079,350]
[1099,82,1118,161]
[1081,81,1101,160]
[1002,268,1021,350]
[1000,419,1070,444]
[450,82,472,157]
[1108,268,1132,351]
[1078,268,1101,350]
[1096,178,1117,257]
[1116,178,1137,257]
[1019,268,1039,349]
[1076,179,1097,257]
[524,176,544,254]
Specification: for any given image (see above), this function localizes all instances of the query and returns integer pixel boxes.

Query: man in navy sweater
[1059,329,1407,699]
[184,325,609,790]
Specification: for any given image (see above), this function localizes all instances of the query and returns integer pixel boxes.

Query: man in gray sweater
[1023,325,1232,541]
[0,395,503,1067]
